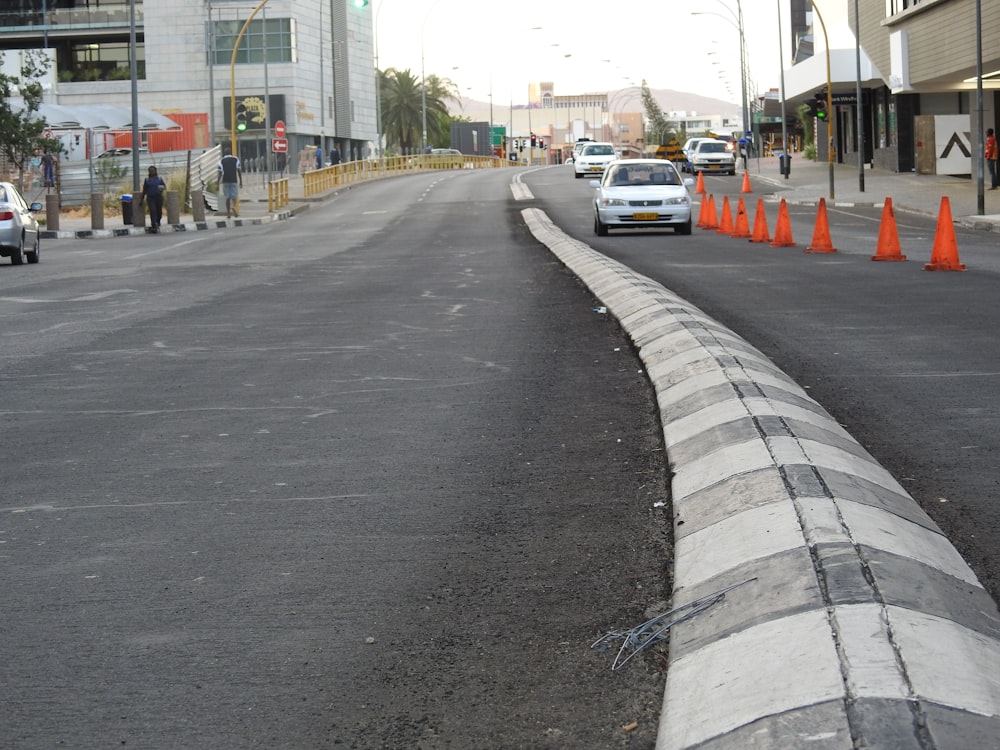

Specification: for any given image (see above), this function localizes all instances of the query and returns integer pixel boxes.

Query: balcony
[0,5,143,32]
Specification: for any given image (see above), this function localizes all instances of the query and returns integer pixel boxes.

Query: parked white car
[591,159,695,236]
[0,182,42,265]
[574,141,617,179]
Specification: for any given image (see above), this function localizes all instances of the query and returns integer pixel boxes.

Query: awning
[26,103,184,131]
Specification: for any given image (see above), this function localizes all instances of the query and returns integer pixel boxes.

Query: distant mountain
[452,87,740,117]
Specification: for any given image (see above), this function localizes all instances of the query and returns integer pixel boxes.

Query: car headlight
[600,198,627,206]
[664,196,689,206]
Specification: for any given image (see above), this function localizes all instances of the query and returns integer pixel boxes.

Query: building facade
[785,0,1000,176]
[0,0,377,169]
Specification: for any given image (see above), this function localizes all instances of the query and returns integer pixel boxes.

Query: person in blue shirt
[138,165,166,232]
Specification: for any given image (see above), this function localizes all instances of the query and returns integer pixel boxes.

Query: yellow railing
[268,178,289,211]
[302,154,515,198]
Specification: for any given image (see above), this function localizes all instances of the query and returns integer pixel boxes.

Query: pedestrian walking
[986,128,998,190]
[138,165,166,232]
[329,144,341,166]
[41,150,55,189]
[316,146,323,169]
[218,146,243,218]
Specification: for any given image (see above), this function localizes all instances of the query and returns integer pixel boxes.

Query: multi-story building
[785,0,1000,176]
[0,0,377,169]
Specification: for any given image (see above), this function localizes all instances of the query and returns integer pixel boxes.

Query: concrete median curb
[521,207,1000,749]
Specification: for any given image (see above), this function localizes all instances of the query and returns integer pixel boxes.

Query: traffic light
[530,133,537,148]
[804,97,818,118]
[352,0,369,6]
[814,92,829,121]
[538,138,544,149]
[235,102,248,133]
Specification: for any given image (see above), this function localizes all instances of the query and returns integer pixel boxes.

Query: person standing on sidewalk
[138,165,166,233]
[986,128,998,190]
[218,146,243,218]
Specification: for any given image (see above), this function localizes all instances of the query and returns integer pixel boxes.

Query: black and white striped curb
[521,207,1000,750]
[39,215,279,240]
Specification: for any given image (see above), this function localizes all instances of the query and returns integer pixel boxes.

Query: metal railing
[268,178,289,211]
[302,154,514,198]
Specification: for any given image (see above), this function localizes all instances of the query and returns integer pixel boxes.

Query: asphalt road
[528,163,1000,605]
[2,169,673,748]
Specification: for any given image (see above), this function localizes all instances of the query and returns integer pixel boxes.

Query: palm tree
[379,68,458,154]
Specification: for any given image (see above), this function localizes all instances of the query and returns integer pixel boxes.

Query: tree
[379,67,458,154]
[0,51,61,190]
[640,79,677,146]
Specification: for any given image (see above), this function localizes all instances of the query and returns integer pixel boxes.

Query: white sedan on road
[591,159,695,236]
[0,182,42,265]
[573,141,617,179]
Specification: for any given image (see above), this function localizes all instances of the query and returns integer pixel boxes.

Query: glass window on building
[212,18,295,65]
[68,41,142,81]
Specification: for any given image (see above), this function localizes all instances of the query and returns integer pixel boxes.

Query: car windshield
[585,145,614,156]
[607,165,680,186]
[700,142,729,153]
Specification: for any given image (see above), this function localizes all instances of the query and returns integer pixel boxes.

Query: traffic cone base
[741,171,752,194]
[716,195,734,234]
[924,196,966,271]
[731,196,751,238]
[770,198,795,247]
[749,199,770,243]
[871,197,907,261]
[805,197,837,253]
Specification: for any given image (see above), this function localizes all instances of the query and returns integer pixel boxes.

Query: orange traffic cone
[741,171,752,193]
[701,194,719,230]
[805,198,837,253]
[696,194,708,228]
[924,196,966,271]
[731,196,751,238]
[695,170,706,196]
[770,198,795,247]
[749,199,770,243]
[716,195,734,234]
[871,198,906,261]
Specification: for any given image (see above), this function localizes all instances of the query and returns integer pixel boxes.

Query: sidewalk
[748,154,1000,231]
[39,172,311,239]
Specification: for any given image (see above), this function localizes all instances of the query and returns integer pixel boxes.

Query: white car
[574,141,617,179]
[591,159,695,236]
[0,182,42,265]
[690,139,737,175]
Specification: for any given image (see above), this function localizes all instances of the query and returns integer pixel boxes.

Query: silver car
[0,182,42,265]
[591,159,695,236]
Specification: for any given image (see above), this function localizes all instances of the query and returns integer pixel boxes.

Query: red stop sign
[274,120,286,138]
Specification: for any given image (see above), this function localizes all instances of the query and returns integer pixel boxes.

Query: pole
[229,0,270,157]
[129,0,140,196]
[813,3,835,200]
[975,0,984,215]
[854,0,865,192]
[777,0,789,179]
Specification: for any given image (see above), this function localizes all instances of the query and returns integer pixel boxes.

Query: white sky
[372,0,790,106]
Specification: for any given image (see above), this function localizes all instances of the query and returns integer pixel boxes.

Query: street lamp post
[811,2,835,200]
[420,0,443,153]
[692,2,749,136]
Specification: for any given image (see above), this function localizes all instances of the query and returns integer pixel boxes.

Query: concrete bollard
[90,192,104,230]
[45,193,59,231]
[166,190,180,225]
[132,195,146,228]
[191,189,206,222]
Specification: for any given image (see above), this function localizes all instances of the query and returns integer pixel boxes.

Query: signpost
[274,120,285,138]
[272,138,288,153]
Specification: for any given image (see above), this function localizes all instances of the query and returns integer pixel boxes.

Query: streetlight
[692,2,749,136]
[420,0,443,153]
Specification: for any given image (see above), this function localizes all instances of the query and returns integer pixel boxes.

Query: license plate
[706,164,721,169]
[588,166,602,171]
[632,212,658,221]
